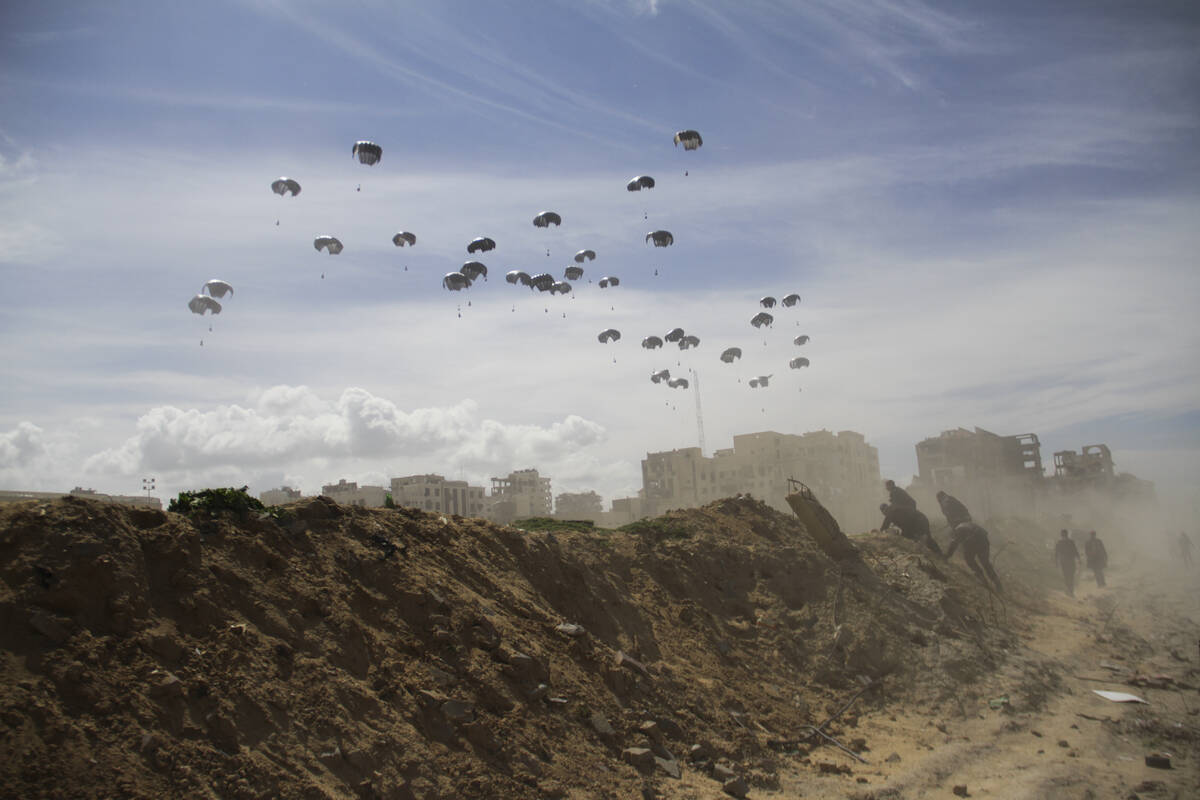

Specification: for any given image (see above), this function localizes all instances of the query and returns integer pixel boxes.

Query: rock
[1135,779,1166,792]
[470,617,500,650]
[639,720,663,742]
[589,712,616,737]
[1144,753,1171,769]
[1057,740,1069,748]
[688,743,709,762]
[621,747,655,773]
[505,652,548,682]
[555,622,586,637]
[148,671,184,699]
[713,763,737,781]
[657,717,684,740]
[615,651,650,678]
[885,752,901,763]
[952,786,969,797]
[654,756,681,779]
[527,683,549,702]
[722,776,749,798]
[143,632,183,662]
[463,722,501,753]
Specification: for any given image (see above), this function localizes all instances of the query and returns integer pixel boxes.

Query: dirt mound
[1,494,1047,798]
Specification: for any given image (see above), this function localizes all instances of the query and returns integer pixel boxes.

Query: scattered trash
[952,786,969,797]
[988,695,1009,710]
[1144,753,1172,769]
[1092,690,1148,704]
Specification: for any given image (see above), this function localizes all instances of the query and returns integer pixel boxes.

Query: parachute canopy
[720,347,742,363]
[641,336,663,350]
[646,230,674,247]
[188,294,221,316]
[760,296,777,308]
[352,141,382,165]
[650,369,671,384]
[314,236,343,254]
[202,279,233,299]
[505,270,532,286]
[461,261,487,282]
[550,281,572,295]
[782,293,801,308]
[626,175,656,191]
[749,375,773,388]
[789,357,811,369]
[793,335,810,346]
[673,130,703,150]
[574,249,596,263]
[679,334,700,350]
[533,211,562,228]
[751,312,774,329]
[442,272,471,291]
[564,265,584,281]
[668,377,690,389]
[598,276,620,288]
[664,327,685,343]
[530,273,555,292]
[270,177,301,197]
[392,231,416,247]
[598,329,620,344]
[467,237,496,254]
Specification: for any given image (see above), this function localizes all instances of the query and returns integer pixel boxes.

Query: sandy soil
[0,494,1195,799]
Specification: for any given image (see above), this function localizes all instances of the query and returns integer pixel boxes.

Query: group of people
[1052,529,1108,597]
[877,480,1002,593]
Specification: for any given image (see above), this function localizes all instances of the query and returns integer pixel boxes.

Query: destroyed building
[488,468,553,524]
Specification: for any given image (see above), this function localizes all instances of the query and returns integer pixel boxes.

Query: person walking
[879,503,943,556]
[935,490,972,528]
[1084,530,1108,587]
[1180,531,1193,567]
[945,522,1002,592]
[1054,529,1082,597]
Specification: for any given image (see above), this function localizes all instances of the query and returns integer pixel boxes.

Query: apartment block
[554,490,603,520]
[259,486,304,506]
[320,479,388,508]
[489,468,552,524]
[390,474,487,517]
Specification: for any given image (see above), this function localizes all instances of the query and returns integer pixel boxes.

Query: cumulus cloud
[0,422,47,467]
[83,386,609,487]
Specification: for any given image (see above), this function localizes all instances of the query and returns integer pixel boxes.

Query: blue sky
[2,0,1198,521]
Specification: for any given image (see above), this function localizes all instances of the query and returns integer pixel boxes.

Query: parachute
[392,232,416,247]
[461,261,487,282]
[352,141,382,165]
[626,175,655,191]
[506,270,532,286]
[442,272,472,291]
[664,327,685,343]
[270,177,301,197]
[782,293,801,307]
[793,335,810,346]
[678,334,700,350]
[564,266,584,281]
[673,130,703,150]
[314,236,344,254]
[598,276,620,288]
[760,296,777,308]
[749,375,773,388]
[550,281,572,295]
[668,377,690,389]
[641,336,663,350]
[598,329,621,344]
[533,211,562,228]
[720,347,742,363]
[467,237,496,254]
[202,279,233,299]
[789,357,811,369]
[751,312,774,329]
[188,294,221,315]
[574,250,596,263]
[530,273,555,292]
[646,230,674,247]
[650,369,671,384]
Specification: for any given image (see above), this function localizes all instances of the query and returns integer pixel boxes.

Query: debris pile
[0,493,1081,798]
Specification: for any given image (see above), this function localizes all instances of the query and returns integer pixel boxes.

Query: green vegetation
[513,517,600,533]
[168,486,268,517]
[619,516,692,541]
[384,493,396,509]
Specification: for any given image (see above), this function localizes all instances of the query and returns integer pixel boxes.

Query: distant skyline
[2,1,1197,520]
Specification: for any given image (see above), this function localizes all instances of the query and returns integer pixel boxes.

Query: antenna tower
[691,369,706,456]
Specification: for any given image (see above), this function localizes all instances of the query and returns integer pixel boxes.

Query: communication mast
[691,369,706,456]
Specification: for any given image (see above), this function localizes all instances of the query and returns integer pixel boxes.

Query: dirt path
[755,563,1200,799]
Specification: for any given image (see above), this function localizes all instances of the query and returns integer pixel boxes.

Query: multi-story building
[259,486,304,506]
[390,474,487,517]
[320,479,388,508]
[554,490,603,520]
[640,430,881,532]
[912,427,1045,519]
[489,468,552,523]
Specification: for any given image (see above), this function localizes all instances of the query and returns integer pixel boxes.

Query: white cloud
[0,422,46,467]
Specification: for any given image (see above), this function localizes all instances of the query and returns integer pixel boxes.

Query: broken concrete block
[614,650,650,678]
[722,776,749,798]
[621,747,655,773]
